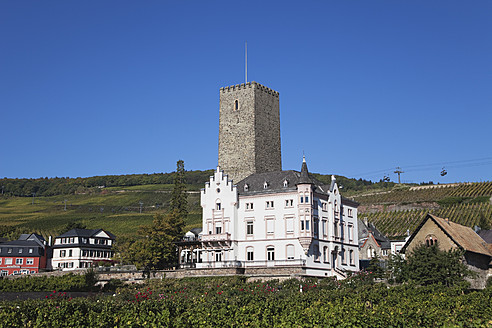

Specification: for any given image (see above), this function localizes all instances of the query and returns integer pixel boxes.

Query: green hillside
[0,186,202,240]
[356,181,492,238]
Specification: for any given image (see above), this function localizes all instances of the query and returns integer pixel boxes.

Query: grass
[0,189,202,240]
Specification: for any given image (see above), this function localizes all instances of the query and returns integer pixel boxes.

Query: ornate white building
[191,157,359,278]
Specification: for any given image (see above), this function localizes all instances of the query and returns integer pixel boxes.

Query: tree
[119,209,185,275]
[367,254,385,279]
[169,160,188,220]
[404,243,471,287]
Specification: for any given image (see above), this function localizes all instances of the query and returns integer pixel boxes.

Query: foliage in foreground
[0,276,491,327]
[388,243,472,287]
[0,271,97,292]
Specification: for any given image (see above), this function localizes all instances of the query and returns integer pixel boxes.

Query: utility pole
[139,201,143,214]
[394,167,404,184]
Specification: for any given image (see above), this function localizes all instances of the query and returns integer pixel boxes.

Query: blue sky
[1,1,491,184]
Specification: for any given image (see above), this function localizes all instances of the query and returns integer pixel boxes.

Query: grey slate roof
[478,230,492,244]
[358,218,391,249]
[237,170,329,196]
[57,228,116,239]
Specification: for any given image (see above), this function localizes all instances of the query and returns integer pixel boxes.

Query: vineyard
[362,202,492,237]
[0,276,491,327]
[353,181,492,205]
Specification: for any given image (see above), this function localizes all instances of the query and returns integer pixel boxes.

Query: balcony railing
[194,259,305,269]
[201,233,231,242]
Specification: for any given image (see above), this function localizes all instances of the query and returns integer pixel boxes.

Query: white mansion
[181,158,359,278]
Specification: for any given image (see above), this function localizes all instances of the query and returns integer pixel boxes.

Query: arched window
[267,246,275,261]
[323,246,329,263]
[425,234,438,246]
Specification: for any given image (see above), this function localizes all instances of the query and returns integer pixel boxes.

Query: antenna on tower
[245,41,248,83]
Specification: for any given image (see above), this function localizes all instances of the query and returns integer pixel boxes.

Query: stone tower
[218,81,282,183]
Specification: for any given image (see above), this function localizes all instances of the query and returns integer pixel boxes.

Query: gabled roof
[402,214,492,257]
[56,228,116,239]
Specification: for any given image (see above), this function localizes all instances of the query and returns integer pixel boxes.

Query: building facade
[0,233,48,275]
[218,82,282,183]
[51,229,115,270]
[195,158,359,278]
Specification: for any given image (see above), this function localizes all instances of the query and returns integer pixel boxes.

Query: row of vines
[362,203,492,237]
[0,276,491,327]
[354,181,492,205]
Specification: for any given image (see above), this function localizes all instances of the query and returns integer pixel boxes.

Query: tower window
[234,100,239,111]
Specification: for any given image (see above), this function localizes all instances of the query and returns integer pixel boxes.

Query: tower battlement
[220,81,279,98]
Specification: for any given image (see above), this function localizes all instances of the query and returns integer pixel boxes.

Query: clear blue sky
[1,1,491,184]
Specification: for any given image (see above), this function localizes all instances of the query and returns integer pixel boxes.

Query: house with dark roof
[0,233,48,275]
[51,228,115,270]
[402,214,492,289]
[193,157,360,278]
[358,218,391,261]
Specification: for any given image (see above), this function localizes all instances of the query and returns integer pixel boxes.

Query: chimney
[364,217,368,227]
[48,236,52,246]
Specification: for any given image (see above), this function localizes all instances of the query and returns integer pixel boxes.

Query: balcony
[195,259,305,269]
[201,233,231,242]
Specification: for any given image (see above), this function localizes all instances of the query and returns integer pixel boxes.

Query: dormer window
[283,179,289,187]
[263,182,269,189]
[244,184,249,192]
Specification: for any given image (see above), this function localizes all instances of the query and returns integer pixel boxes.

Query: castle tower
[218,81,282,183]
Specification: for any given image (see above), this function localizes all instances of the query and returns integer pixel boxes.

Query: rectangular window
[16,258,23,265]
[18,248,23,254]
[348,208,353,217]
[285,199,293,207]
[322,219,327,236]
[267,247,275,261]
[5,258,12,265]
[305,219,310,231]
[341,248,346,265]
[334,220,339,238]
[300,196,304,203]
[266,201,274,209]
[266,219,274,234]
[26,258,34,265]
[215,226,222,234]
[69,250,73,257]
[246,221,254,235]
[287,245,295,260]
[28,248,33,254]
[285,217,294,233]
[215,252,222,262]
[348,224,353,241]
[8,248,12,254]
[247,248,254,261]
[322,202,327,211]
[216,203,221,210]
[382,249,388,256]
[314,245,320,262]
[305,196,309,203]
[301,220,305,231]
[246,203,253,210]
[60,250,66,257]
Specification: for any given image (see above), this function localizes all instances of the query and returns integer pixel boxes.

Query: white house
[51,228,115,270]
[194,157,359,278]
